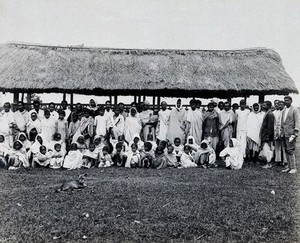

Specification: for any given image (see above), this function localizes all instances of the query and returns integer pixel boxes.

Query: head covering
[88,99,98,111]
[143,100,150,105]
[30,134,49,154]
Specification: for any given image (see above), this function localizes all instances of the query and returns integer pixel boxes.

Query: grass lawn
[0,162,299,243]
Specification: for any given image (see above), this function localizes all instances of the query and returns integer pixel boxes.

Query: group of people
[0,95,298,173]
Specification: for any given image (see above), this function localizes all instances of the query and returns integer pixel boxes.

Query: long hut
[0,43,297,104]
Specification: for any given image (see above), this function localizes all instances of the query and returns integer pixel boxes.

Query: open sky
[0,0,299,105]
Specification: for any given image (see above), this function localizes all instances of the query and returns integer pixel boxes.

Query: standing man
[156,101,171,143]
[139,100,153,142]
[185,99,203,145]
[218,101,234,149]
[260,101,275,169]
[235,100,250,157]
[281,96,300,174]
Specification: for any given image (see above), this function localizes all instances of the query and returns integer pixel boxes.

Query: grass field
[0,162,299,243]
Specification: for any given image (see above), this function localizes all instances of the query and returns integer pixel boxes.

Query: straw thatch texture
[0,43,297,98]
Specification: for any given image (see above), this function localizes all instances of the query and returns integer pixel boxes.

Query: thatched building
[0,43,297,104]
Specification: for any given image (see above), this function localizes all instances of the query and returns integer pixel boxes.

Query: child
[76,135,88,153]
[17,132,31,152]
[76,108,94,147]
[28,128,38,143]
[140,142,155,168]
[0,134,10,167]
[98,146,113,167]
[55,110,68,142]
[158,140,168,154]
[146,133,157,152]
[32,145,51,167]
[152,146,168,169]
[112,142,128,167]
[8,140,29,169]
[185,135,200,158]
[219,138,244,170]
[129,134,144,152]
[50,133,66,153]
[63,143,83,170]
[194,140,217,168]
[68,113,80,144]
[94,135,105,155]
[49,143,65,169]
[113,135,129,153]
[125,143,140,168]
[178,145,197,168]
[165,145,178,167]
[28,134,50,163]
[173,137,184,162]
[82,143,98,168]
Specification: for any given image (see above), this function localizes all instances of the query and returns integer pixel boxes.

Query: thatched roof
[0,43,297,98]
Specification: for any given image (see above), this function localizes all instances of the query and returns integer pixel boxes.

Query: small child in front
[49,143,65,169]
[178,145,197,168]
[8,140,29,170]
[125,143,140,168]
[32,145,51,167]
[63,143,83,170]
[99,146,113,167]
[82,143,98,168]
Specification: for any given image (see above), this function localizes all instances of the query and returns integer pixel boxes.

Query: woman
[167,99,186,144]
[124,108,142,143]
[219,138,243,170]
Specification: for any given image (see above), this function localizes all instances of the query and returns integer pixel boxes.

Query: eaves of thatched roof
[0,43,297,98]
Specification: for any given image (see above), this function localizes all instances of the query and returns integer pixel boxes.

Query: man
[202,102,219,151]
[29,100,44,120]
[49,102,59,121]
[235,100,250,157]
[218,101,234,148]
[185,99,203,145]
[60,100,71,121]
[281,96,300,174]
[273,100,286,165]
[156,101,171,143]
[104,100,114,118]
[13,101,29,135]
[139,100,153,142]
[0,102,14,146]
[118,102,128,120]
[260,101,275,169]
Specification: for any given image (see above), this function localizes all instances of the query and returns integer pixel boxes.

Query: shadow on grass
[0,162,299,242]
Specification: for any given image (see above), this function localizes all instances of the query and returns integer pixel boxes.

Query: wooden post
[152,96,156,108]
[13,92,19,104]
[134,96,137,103]
[138,96,141,103]
[143,95,146,101]
[114,95,118,105]
[109,96,112,103]
[26,92,31,105]
[70,93,74,107]
[157,96,161,107]
[63,93,66,101]
[21,93,24,102]
[258,95,265,104]
[227,97,232,103]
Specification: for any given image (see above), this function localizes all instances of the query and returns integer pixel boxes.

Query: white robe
[156,109,171,141]
[186,109,203,145]
[167,107,186,144]
[63,150,83,169]
[124,113,142,143]
[41,117,56,142]
[236,109,250,157]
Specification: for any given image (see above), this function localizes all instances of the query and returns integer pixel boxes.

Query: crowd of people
[0,95,298,173]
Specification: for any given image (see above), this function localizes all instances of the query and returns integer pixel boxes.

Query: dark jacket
[281,106,300,138]
[260,110,275,143]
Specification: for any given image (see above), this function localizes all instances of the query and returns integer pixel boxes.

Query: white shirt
[283,107,290,123]
[94,115,108,136]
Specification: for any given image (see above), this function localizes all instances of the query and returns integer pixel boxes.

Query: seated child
[28,134,50,164]
[129,134,144,152]
[76,135,88,153]
[173,137,184,164]
[28,128,38,143]
[63,143,83,170]
[140,142,155,168]
[185,136,200,158]
[125,143,140,168]
[50,133,66,153]
[17,132,31,152]
[219,138,243,170]
[113,135,129,153]
[152,146,168,169]
[32,145,51,167]
[49,143,65,169]
[8,140,29,169]
[146,133,157,152]
[68,113,80,144]
[194,140,216,168]
[178,145,197,168]
[165,145,179,167]
[0,134,10,167]
[158,140,168,154]
[82,143,98,168]
[93,135,105,155]
[112,142,128,167]
[99,145,113,167]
